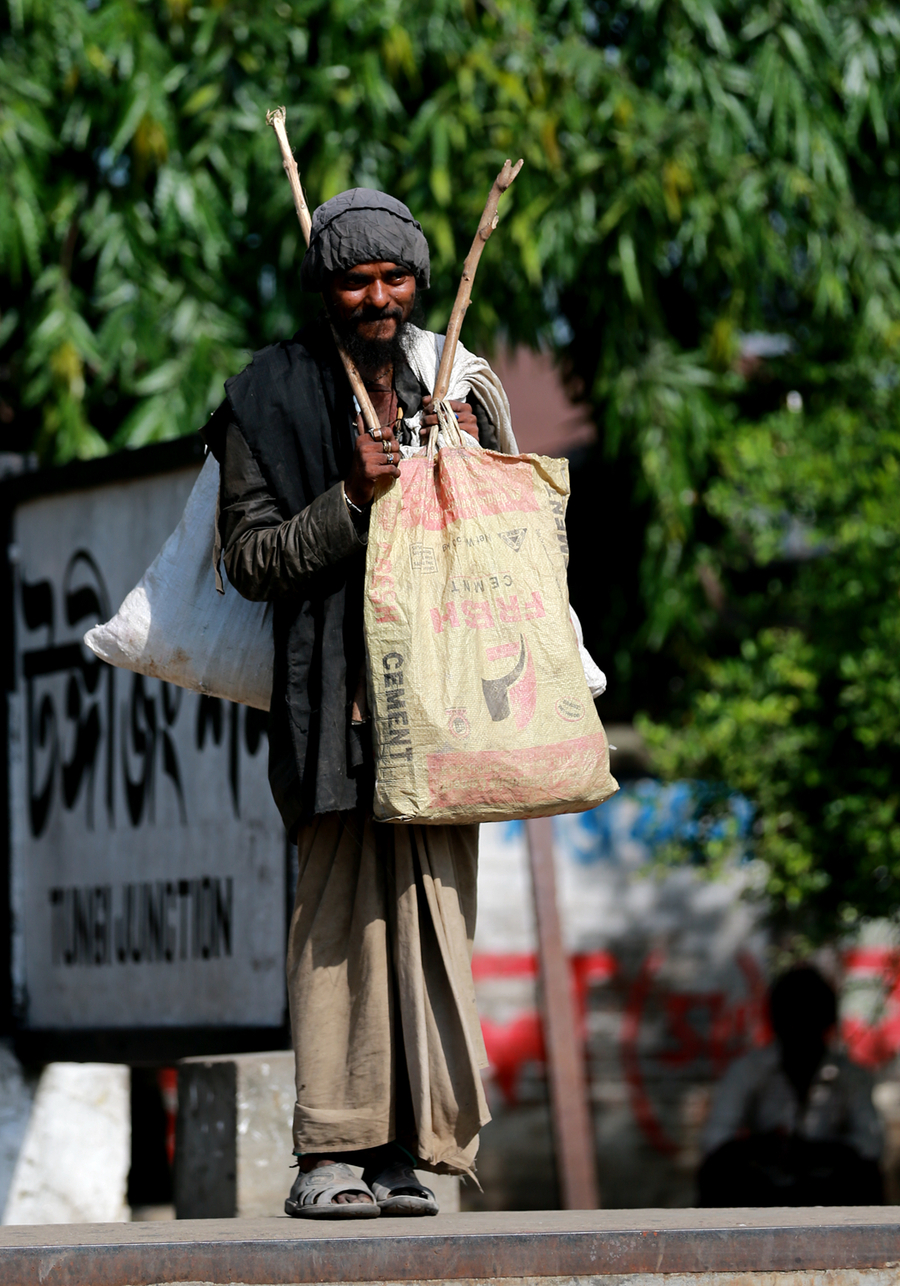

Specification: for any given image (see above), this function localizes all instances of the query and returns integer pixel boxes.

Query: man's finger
[358,431,398,456]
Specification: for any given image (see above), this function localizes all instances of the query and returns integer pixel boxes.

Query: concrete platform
[0,1208,898,1286]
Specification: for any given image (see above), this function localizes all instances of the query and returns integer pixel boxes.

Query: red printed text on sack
[497,592,545,624]
[430,603,460,633]
[400,454,540,531]
[369,544,400,624]
[429,599,494,633]
[427,733,608,811]
[430,591,546,634]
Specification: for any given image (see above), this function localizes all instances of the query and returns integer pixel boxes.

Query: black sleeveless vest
[205,319,369,834]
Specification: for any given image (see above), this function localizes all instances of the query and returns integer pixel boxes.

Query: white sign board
[8,458,287,1033]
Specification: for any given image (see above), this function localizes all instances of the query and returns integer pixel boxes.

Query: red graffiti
[841,946,900,1068]
[620,949,768,1155]
[473,950,616,1104]
[474,940,900,1155]
[475,947,768,1147]
[481,1013,545,1104]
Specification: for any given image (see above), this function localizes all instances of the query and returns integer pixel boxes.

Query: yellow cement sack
[364,409,619,824]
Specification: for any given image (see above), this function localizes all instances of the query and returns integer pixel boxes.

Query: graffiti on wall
[474,789,900,1174]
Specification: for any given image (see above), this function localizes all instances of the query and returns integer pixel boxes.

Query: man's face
[325,261,416,347]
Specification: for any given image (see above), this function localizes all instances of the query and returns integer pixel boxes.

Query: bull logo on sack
[481,636,536,730]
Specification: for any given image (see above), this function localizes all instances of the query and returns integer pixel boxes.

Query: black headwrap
[300,188,431,291]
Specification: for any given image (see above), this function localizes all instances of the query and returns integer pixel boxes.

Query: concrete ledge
[0,1209,898,1286]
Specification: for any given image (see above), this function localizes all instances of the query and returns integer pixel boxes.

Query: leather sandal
[285,1162,380,1219]
[368,1161,439,1216]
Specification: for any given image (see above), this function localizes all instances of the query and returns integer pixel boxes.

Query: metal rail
[0,1208,896,1286]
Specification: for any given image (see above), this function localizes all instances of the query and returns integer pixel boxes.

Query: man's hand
[345,414,401,507]
[420,395,479,441]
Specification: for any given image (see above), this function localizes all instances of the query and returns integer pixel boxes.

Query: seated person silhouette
[698,965,884,1206]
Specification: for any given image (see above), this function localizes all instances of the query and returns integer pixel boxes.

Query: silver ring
[388,452,395,465]
[370,428,383,441]
[382,439,391,455]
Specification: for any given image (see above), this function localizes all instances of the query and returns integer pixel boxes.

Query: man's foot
[285,1160,380,1219]
[365,1161,439,1216]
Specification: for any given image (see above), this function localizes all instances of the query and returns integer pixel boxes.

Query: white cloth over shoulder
[401,325,519,456]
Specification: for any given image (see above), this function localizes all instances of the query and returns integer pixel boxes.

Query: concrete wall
[2,1063,130,1224]
[175,1051,459,1219]
[0,1043,38,1219]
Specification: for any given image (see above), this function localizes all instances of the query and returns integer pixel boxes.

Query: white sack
[84,454,274,711]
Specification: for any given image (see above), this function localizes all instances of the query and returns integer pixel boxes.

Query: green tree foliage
[555,0,900,937]
[0,0,596,458]
[2,0,900,933]
[638,397,900,937]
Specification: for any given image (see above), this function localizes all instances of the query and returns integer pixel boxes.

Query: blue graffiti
[550,780,754,867]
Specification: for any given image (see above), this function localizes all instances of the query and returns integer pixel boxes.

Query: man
[205,189,506,1218]
[698,965,883,1206]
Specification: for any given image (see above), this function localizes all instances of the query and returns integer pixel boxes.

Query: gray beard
[331,313,413,377]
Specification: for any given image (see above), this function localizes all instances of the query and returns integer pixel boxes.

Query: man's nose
[365,278,390,309]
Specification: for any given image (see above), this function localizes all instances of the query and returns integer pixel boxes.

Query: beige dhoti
[287,811,491,1179]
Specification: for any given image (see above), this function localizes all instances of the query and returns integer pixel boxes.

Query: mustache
[347,303,404,325]
[331,309,412,373]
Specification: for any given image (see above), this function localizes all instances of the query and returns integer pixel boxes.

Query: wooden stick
[432,157,524,402]
[526,816,601,1209]
[267,106,313,244]
[266,107,379,432]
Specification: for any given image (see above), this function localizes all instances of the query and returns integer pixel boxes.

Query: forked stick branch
[267,106,313,245]
[432,158,524,402]
[266,107,379,431]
